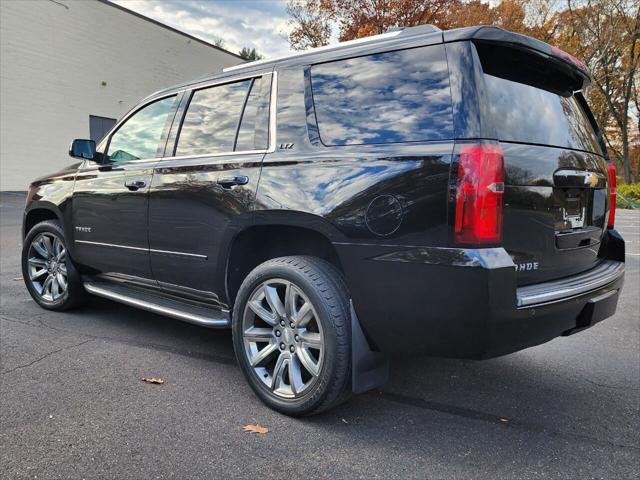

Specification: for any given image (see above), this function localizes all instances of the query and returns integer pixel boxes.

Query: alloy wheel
[242,279,324,399]
[27,232,69,302]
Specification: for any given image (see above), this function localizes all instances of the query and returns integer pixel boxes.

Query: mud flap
[350,300,389,393]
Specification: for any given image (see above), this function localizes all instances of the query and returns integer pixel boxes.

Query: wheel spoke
[28,257,47,267]
[56,272,68,291]
[248,299,277,326]
[284,283,297,319]
[243,327,273,343]
[299,330,322,349]
[30,267,48,280]
[42,235,54,258]
[58,263,67,275]
[57,249,67,262]
[249,342,277,367]
[51,276,60,299]
[28,258,48,280]
[298,347,320,377]
[288,354,305,395]
[295,302,313,327]
[42,275,53,297]
[32,238,49,258]
[264,285,285,319]
[271,353,288,391]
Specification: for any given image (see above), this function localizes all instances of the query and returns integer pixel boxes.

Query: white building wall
[0,0,242,190]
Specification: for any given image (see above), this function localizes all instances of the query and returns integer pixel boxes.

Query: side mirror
[69,139,96,160]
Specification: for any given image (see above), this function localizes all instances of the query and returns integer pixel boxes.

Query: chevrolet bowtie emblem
[585,172,599,187]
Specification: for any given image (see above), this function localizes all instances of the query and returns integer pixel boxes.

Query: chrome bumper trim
[517,260,624,308]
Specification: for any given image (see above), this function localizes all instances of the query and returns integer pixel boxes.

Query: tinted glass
[177,80,251,156]
[483,74,602,154]
[107,96,176,162]
[236,77,270,151]
[310,45,453,146]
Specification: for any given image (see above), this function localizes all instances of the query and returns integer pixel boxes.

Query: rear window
[476,44,602,155]
[310,44,453,146]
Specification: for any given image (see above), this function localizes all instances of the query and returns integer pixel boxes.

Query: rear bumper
[336,230,625,359]
[517,259,624,308]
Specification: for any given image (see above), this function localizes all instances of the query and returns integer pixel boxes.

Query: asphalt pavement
[1,191,638,479]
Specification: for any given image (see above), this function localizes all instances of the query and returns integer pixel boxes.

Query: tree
[287,0,334,50]
[239,47,264,61]
[213,38,226,48]
[561,0,639,182]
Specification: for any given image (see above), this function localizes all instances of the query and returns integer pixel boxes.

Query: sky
[111,0,295,59]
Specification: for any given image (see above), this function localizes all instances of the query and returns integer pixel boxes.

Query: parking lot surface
[1,192,638,479]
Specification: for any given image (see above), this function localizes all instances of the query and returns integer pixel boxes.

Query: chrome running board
[84,282,230,328]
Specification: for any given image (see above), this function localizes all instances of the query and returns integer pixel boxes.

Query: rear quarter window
[310,44,453,146]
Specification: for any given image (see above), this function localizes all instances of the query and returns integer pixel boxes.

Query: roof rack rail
[398,24,441,35]
[223,24,441,73]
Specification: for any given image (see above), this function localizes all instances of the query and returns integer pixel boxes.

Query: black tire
[232,256,352,416]
[22,220,85,311]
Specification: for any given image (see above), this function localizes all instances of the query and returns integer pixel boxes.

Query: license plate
[562,196,585,229]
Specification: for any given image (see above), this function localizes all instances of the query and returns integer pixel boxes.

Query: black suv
[22,25,625,415]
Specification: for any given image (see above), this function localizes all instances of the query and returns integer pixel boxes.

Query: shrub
[617,183,640,208]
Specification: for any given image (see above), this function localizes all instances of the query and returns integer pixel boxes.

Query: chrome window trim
[160,71,278,162]
[160,150,266,162]
[104,93,180,159]
[79,157,164,171]
[75,240,207,259]
[268,70,278,153]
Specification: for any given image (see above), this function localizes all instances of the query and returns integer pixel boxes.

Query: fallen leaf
[13,277,23,281]
[141,377,164,385]
[500,418,509,423]
[242,423,269,434]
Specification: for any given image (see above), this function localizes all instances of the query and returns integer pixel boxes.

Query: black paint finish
[22,25,624,358]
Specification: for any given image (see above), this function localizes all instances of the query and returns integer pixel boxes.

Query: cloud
[112,0,294,58]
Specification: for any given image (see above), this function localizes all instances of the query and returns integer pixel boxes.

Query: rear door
[472,42,609,285]
[147,72,273,308]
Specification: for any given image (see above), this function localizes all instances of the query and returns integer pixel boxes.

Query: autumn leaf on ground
[242,423,269,434]
[141,377,164,385]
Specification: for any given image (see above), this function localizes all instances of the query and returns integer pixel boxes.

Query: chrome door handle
[217,175,249,189]
[125,179,146,190]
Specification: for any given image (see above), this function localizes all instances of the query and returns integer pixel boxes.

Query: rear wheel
[232,256,351,416]
[22,220,85,311]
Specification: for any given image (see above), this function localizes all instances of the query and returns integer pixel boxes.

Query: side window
[176,80,252,156]
[107,96,177,162]
[236,76,270,151]
[310,45,453,146]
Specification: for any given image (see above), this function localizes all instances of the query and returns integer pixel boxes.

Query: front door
[148,72,273,308]
[71,94,180,282]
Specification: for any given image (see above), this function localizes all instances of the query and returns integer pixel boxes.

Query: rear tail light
[607,162,616,229]
[454,144,505,245]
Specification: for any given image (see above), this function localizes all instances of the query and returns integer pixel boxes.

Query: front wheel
[232,256,352,416]
[22,220,85,311]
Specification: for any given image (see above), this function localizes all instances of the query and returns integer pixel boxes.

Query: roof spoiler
[444,26,591,90]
